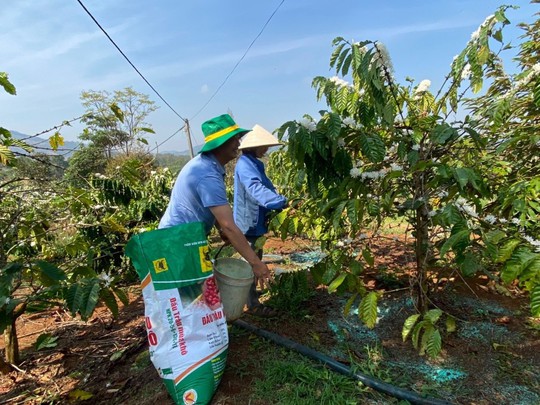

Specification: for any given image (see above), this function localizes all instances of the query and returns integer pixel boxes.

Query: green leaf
[459,252,482,277]
[501,247,536,285]
[36,261,66,286]
[424,308,443,324]
[100,288,119,318]
[328,273,347,293]
[48,131,64,151]
[110,103,124,123]
[492,29,503,43]
[0,144,15,165]
[68,389,93,401]
[327,112,342,139]
[411,320,428,349]
[358,292,378,328]
[359,133,386,163]
[113,287,130,306]
[431,123,457,145]
[446,316,457,333]
[362,248,374,266]
[426,329,442,358]
[531,285,540,317]
[496,239,521,263]
[343,293,358,317]
[67,279,101,320]
[402,314,421,341]
[82,279,101,319]
[440,229,470,257]
[330,43,346,68]
[35,333,59,350]
[349,260,363,276]
[139,127,155,134]
[0,72,16,95]
[110,349,125,362]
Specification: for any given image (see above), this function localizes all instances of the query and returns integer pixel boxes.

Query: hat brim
[199,128,250,153]
[238,141,281,150]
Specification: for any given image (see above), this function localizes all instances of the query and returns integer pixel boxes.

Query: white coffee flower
[411,144,420,151]
[461,64,472,80]
[470,28,480,42]
[374,41,394,75]
[299,118,316,132]
[329,76,350,88]
[484,215,496,224]
[437,190,448,198]
[342,117,356,127]
[98,272,112,288]
[350,167,361,178]
[415,80,431,94]
[523,235,540,252]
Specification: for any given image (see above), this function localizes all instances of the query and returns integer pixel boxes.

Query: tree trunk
[0,354,13,374]
[4,320,20,365]
[415,205,430,314]
[413,171,430,314]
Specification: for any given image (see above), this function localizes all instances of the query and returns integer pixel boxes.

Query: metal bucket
[213,258,254,321]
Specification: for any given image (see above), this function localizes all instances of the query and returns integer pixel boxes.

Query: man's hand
[251,261,272,289]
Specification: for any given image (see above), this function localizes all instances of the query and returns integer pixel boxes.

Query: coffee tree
[272,6,539,356]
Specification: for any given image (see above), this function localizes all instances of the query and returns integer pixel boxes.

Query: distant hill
[8,130,196,159]
[9,130,82,158]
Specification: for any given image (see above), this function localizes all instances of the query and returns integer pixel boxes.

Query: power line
[75,0,187,123]
[149,125,186,154]
[190,0,286,121]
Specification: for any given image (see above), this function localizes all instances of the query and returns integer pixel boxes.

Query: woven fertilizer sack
[125,222,228,405]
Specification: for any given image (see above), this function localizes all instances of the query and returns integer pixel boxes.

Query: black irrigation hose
[233,319,453,405]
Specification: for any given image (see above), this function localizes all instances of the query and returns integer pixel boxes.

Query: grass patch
[250,347,401,404]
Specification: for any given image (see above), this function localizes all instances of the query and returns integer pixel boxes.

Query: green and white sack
[125,222,228,405]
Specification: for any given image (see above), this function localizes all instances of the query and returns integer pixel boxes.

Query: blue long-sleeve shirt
[233,153,287,237]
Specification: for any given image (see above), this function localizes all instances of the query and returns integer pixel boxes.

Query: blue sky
[1,1,538,152]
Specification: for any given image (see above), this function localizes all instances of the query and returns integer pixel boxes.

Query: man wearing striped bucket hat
[159,113,272,287]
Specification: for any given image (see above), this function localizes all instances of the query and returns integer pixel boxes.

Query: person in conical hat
[233,124,288,318]
[160,114,272,287]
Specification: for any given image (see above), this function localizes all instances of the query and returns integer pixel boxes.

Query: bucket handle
[213,244,226,262]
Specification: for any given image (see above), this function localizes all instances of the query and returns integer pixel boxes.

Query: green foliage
[80,87,158,156]
[252,347,378,404]
[270,6,540,342]
[358,291,378,328]
[34,333,59,350]
[267,269,314,314]
[0,72,16,95]
[402,309,447,358]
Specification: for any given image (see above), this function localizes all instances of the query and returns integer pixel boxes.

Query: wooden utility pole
[185,119,194,158]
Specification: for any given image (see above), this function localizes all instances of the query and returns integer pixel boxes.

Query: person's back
[159,153,228,234]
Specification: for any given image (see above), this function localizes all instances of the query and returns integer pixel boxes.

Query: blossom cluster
[470,15,495,43]
[98,272,113,288]
[372,42,394,80]
[415,80,431,95]
[329,76,350,88]
[299,117,317,132]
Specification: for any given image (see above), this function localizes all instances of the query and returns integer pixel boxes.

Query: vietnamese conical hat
[238,124,281,150]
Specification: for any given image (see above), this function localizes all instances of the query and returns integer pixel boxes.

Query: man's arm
[210,204,271,287]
